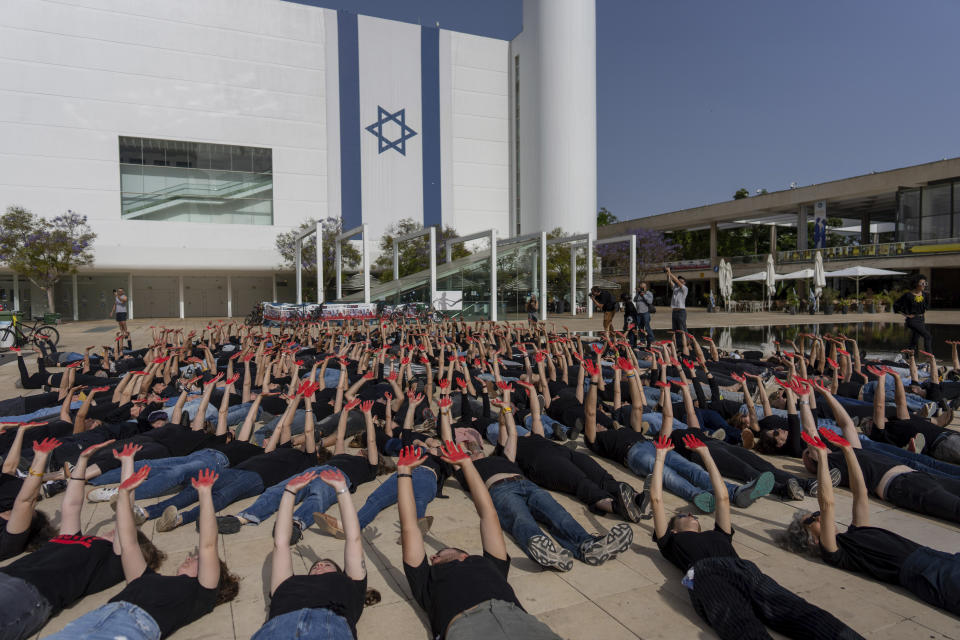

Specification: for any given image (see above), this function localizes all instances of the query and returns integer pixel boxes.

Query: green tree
[372,218,469,283]
[0,206,96,313]
[275,217,361,301]
[733,188,750,200]
[597,207,618,227]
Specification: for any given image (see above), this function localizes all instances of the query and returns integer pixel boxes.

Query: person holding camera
[665,268,687,336]
[111,288,129,334]
[634,283,655,348]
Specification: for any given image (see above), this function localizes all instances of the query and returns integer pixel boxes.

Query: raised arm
[270,471,316,594]
[6,438,59,536]
[445,443,508,561]
[193,469,222,590]
[320,469,366,580]
[60,439,115,535]
[804,433,839,553]
[114,448,149,583]
[651,435,672,539]
[684,433,731,533]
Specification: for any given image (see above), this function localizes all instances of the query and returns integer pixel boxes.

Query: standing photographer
[589,286,616,334]
[111,288,129,335]
[666,267,687,335]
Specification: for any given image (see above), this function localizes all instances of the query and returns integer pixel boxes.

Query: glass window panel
[921,214,951,241]
[164,140,198,168]
[922,184,951,218]
[118,137,142,164]
[119,164,143,194]
[897,189,920,242]
[207,144,232,171]
[142,138,166,166]
[231,147,253,172]
[251,147,272,173]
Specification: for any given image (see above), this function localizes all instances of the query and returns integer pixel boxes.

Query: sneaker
[693,491,716,513]
[108,496,148,525]
[313,512,345,539]
[829,467,841,487]
[156,506,180,532]
[87,486,119,503]
[563,440,579,451]
[273,521,303,546]
[580,523,634,566]
[635,475,652,518]
[909,433,926,453]
[708,428,726,441]
[733,472,775,508]
[41,480,66,499]
[217,515,243,534]
[614,482,642,523]
[527,534,573,572]
[785,477,805,501]
[806,479,819,498]
[568,418,584,442]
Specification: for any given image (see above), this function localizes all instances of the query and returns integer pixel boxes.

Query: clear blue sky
[303,0,960,219]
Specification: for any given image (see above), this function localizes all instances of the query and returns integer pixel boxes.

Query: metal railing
[724,236,960,266]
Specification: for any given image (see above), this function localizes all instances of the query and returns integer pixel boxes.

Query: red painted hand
[32,437,61,454]
[191,468,219,489]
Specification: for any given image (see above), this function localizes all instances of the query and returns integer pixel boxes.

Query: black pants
[671,308,687,334]
[689,557,863,640]
[899,546,960,616]
[523,448,622,507]
[0,392,60,417]
[906,316,932,352]
[886,471,960,524]
[17,357,48,389]
[670,434,796,497]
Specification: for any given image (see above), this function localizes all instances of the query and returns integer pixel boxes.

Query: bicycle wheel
[0,328,17,353]
[33,325,60,346]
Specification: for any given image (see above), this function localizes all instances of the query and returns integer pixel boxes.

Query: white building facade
[0,0,596,319]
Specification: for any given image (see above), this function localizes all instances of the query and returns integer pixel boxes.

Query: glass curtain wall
[898,181,960,242]
[119,137,273,225]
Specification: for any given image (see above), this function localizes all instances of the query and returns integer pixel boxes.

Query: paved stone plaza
[2,314,958,640]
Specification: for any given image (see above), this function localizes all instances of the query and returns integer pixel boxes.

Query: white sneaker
[87,486,119,503]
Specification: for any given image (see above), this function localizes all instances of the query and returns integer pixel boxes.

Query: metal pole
[295,238,303,304]
[570,245,577,316]
[72,274,79,321]
[316,221,324,304]
[539,232,547,321]
[226,275,232,318]
[393,240,399,281]
[586,233,593,319]
[490,229,498,322]
[335,238,342,301]
[362,224,370,304]
[271,274,277,302]
[429,226,437,309]
[12,274,19,312]
[629,233,637,295]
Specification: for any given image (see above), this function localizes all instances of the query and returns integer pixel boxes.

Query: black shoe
[614,482,642,523]
[216,515,242,534]
[272,521,303,546]
[635,475,652,519]
[41,479,66,499]
[568,418,584,442]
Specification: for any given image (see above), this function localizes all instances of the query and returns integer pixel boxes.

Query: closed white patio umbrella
[764,254,777,310]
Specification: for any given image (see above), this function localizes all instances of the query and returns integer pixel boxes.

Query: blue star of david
[365,106,418,156]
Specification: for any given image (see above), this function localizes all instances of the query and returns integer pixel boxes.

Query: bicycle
[0,315,60,353]
[244,302,264,327]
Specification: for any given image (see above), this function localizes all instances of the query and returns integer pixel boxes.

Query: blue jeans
[252,607,352,640]
[239,465,349,530]
[484,414,568,444]
[637,311,654,345]
[145,467,265,524]
[861,380,932,413]
[0,402,81,423]
[488,477,593,561]
[356,467,437,529]
[625,441,737,502]
[161,400,258,426]
[89,449,230,498]
[643,387,681,407]
[641,412,688,435]
[44,601,160,640]
[0,573,52,640]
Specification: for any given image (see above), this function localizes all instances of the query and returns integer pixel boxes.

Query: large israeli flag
[334,11,442,240]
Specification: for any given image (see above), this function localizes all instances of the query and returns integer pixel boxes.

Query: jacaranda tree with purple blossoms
[275,217,361,301]
[0,206,96,313]
[595,227,680,284]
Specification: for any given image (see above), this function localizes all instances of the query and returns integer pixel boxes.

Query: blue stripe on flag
[421,25,442,229]
[338,10,361,229]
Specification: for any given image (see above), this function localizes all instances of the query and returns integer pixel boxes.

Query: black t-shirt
[836,381,863,398]
[0,534,123,615]
[513,434,568,474]
[111,571,218,639]
[268,573,367,638]
[587,429,645,465]
[469,451,523,485]
[404,552,522,639]
[654,522,738,572]
[235,446,316,488]
[828,449,898,491]
[820,525,920,584]
[0,473,23,512]
[878,417,945,455]
[145,424,217,457]
[0,519,31,561]
[208,438,263,466]
[595,291,615,312]
[328,454,377,492]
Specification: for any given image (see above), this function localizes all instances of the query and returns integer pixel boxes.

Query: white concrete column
[362,224,370,304]
[429,226,437,309]
[12,274,19,312]
[335,239,342,301]
[316,221,324,304]
[226,276,233,318]
[539,231,547,321]
[295,238,303,304]
[127,273,134,320]
[72,274,79,321]
[490,229,498,322]
[570,245,577,316]
[586,233,593,319]
[393,242,399,281]
[629,233,637,296]
[445,242,452,264]
[178,276,185,319]
[271,274,277,302]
